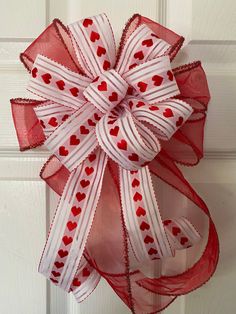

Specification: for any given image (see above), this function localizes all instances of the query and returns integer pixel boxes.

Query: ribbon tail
[71,255,101,302]
[137,152,219,295]
[164,217,201,250]
[119,165,172,262]
[39,148,107,291]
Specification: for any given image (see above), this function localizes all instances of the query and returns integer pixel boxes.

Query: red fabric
[161,62,210,166]
[11,14,219,313]
[10,98,45,151]
[20,19,84,74]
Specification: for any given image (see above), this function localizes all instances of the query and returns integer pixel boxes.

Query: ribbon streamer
[10,13,219,313]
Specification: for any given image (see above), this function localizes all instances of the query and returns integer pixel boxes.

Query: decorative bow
[11,13,219,313]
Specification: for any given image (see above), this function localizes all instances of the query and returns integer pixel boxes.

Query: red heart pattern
[71,206,81,216]
[164,219,172,226]
[76,192,86,202]
[80,179,90,188]
[70,87,79,97]
[73,278,81,287]
[94,113,101,121]
[148,248,158,255]
[137,81,148,92]
[152,75,163,86]
[32,67,38,78]
[83,18,93,28]
[109,92,118,102]
[108,119,116,125]
[58,249,68,258]
[49,117,58,127]
[88,119,96,126]
[110,126,119,136]
[52,271,61,277]
[133,192,142,202]
[136,101,145,108]
[55,261,64,269]
[140,221,150,231]
[62,114,69,121]
[129,63,137,70]
[136,206,146,217]
[144,235,154,244]
[142,39,153,47]
[83,268,91,277]
[85,166,94,176]
[163,108,174,118]
[88,154,96,162]
[132,178,140,188]
[62,236,73,246]
[70,135,80,145]
[98,81,107,91]
[128,153,139,162]
[50,278,58,283]
[117,139,127,151]
[149,105,159,111]
[134,51,144,60]
[59,146,68,156]
[103,60,111,70]
[80,125,89,135]
[90,31,100,42]
[172,226,181,236]
[67,221,77,231]
[97,46,106,57]
[42,73,52,84]
[56,80,65,90]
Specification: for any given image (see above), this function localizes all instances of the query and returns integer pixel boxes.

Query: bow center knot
[83,69,129,114]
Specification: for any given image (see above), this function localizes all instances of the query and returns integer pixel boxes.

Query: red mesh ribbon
[10,13,219,313]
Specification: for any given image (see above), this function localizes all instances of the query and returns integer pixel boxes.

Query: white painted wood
[0,158,47,314]
[168,0,236,155]
[192,0,236,41]
[0,0,46,39]
[0,0,236,313]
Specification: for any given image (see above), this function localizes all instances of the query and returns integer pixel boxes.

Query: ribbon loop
[116,24,170,75]
[96,107,161,170]
[124,56,180,104]
[34,102,74,138]
[83,69,128,113]
[69,14,116,78]
[28,55,91,109]
[130,97,193,140]
[44,104,101,171]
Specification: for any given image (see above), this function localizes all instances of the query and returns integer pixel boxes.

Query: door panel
[0,158,47,314]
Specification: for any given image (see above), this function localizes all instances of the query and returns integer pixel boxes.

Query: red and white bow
[11,13,219,313]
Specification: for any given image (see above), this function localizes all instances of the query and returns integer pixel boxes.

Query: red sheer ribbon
[10,14,219,313]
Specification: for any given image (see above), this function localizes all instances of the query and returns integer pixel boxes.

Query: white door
[0,1,236,313]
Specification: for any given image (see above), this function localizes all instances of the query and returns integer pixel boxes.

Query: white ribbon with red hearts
[28,13,199,294]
